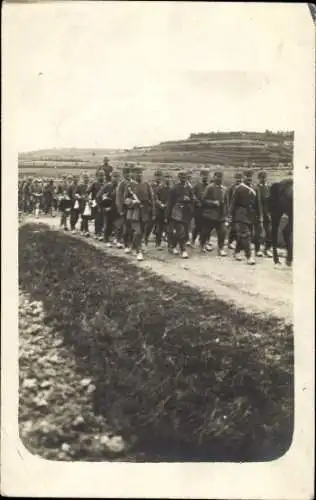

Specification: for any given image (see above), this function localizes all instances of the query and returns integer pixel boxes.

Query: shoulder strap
[239,182,256,197]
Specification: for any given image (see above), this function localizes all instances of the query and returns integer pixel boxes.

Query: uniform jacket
[227,183,241,206]
[116,178,129,215]
[123,180,155,222]
[228,182,262,224]
[166,182,195,223]
[67,183,81,209]
[201,183,228,221]
[77,182,90,212]
[96,180,119,216]
[193,180,209,213]
[152,182,170,214]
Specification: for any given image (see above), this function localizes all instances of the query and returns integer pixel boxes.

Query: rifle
[127,184,142,206]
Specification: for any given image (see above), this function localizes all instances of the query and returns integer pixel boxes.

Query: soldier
[87,169,105,240]
[58,176,72,230]
[254,171,272,257]
[68,175,81,233]
[42,178,53,216]
[142,170,161,246]
[22,177,33,213]
[227,172,243,249]
[115,164,132,249]
[31,178,43,218]
[192,167,210,247]
[200,170,228,256]
[166,170,194,258]
[152,169,170,249]
[228,169,262,265]
[96,170,120,246]
[97,156,113,182]
[185,169,196,245]
[78,173,92,236]
[123,165,155,261]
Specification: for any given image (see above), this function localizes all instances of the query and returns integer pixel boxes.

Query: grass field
[19,223,294,462]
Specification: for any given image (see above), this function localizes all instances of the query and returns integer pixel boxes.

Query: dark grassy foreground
[19,223,294,462]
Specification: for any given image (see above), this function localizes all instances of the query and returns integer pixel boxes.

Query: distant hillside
[19,131,294,172]
[116,130,294,169]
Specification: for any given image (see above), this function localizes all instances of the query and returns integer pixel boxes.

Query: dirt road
[22,215,293,323]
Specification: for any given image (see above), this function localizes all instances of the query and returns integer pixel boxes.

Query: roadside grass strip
[19,223,294,461]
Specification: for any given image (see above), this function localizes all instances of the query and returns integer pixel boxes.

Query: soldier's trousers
[254,216,271,252]
[228,223,237,245]
[169,220,187,252]
[43,194,53,215]
[130,220,146,252]
[123,219,133,248]
[200,219,226,250]
[93,207,104,236]
[154,211,165,246]
[80,215,90,233]
[192,212,204,243]
[103,209,116,242]
[70,209,80,230]
[144,214,154,245]
[60,210,70,229]
[235,222,252,259]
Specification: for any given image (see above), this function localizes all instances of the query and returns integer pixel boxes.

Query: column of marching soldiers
[18,157,275,265]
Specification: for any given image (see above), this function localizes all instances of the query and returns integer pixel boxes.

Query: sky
[3,2,314,151]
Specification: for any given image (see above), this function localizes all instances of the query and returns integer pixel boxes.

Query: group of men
[19,156,276,265]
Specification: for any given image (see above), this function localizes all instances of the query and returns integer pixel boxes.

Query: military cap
[154,169,163,177]
[234,171,243,179]
[178,170,187,178]
[200,168,209,176]
[258,170,267,178]
[213,169,223,177]
[243,169,253,177]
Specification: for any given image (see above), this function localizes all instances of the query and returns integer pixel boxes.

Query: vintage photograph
[3,2,313,486]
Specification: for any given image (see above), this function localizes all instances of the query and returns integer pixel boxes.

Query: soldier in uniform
[228,169,262,265]
[87,169,105,240]
[152,169,170,249]
[78,173,92,236]
[192,167,210,247]
[115,164,132,249]
[96,170,121,246]
[185,169,196,245]
[254,171,272,257]
[143,169,161,246]
[227,172,243,249]
[68,175,81,233]
[58,176,72,230]
[200,170,228,256]
[166,170,195,258]
[31,178,43,218]
[123,165,155,261]
[97,156,113,183]
[22,177,33,213]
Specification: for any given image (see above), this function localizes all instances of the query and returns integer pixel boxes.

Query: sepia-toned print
[2,1,315,498]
